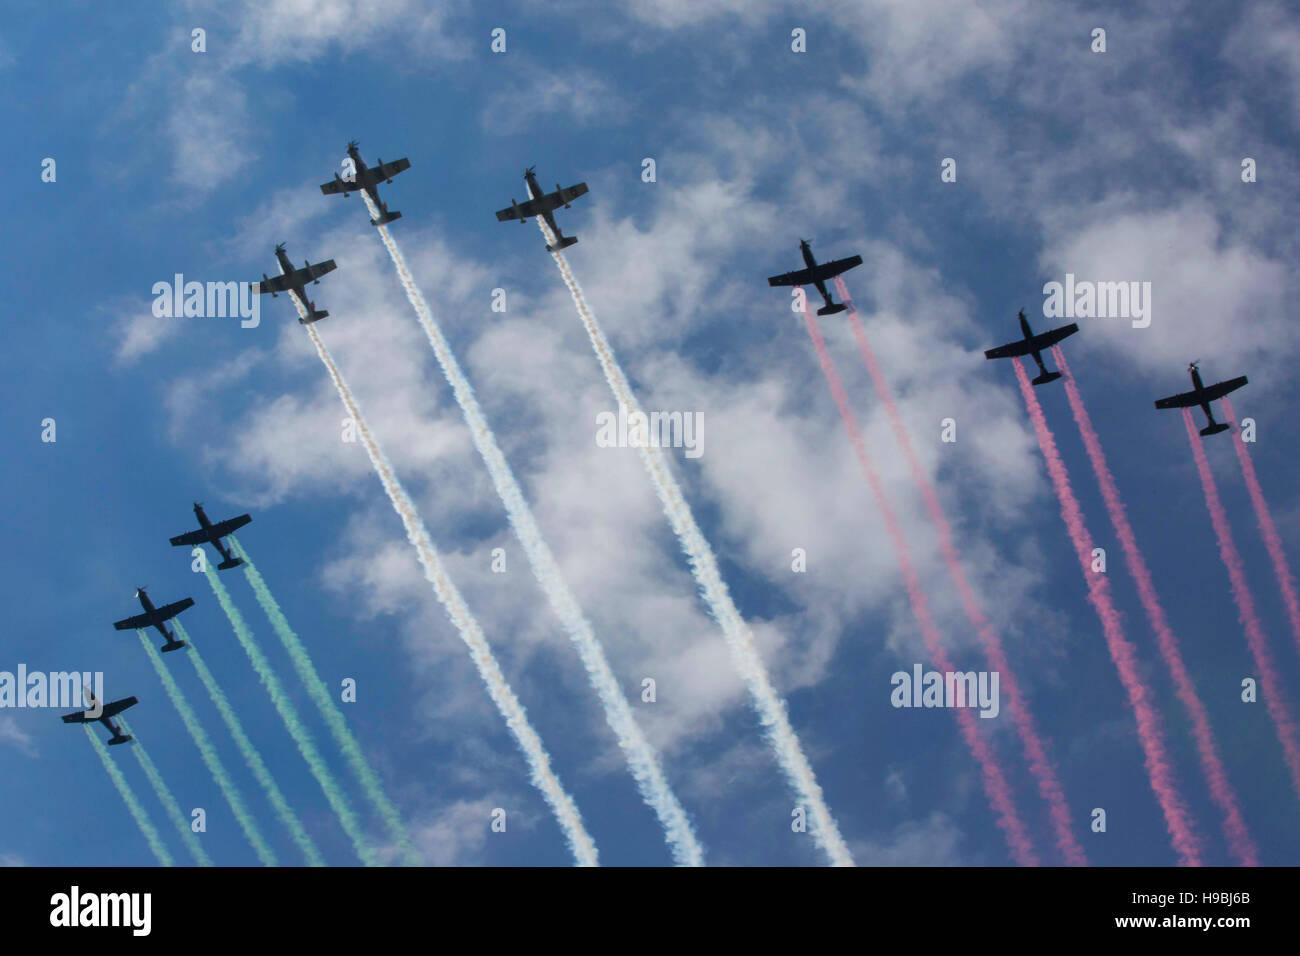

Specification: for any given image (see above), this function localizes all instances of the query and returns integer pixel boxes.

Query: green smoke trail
[174,621,326,866]
[84,726,174,867]
[136,630,278,866]
[229,536,420,865]
[118,717,213,866]
[202,562,380,866]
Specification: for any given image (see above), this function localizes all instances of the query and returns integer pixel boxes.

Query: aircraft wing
[1032,322,1079,350]
[554,182,588,205]
[1200,375,1248,403]
[263,261,336,292]
[258,273,295,295]
[767,267,816,287]
[1154,389,1199,409]
[113,612,153,631]
[810,255,863,282]
[169,528,209,547]
[496,196,548,221]
[155,598,195,622]
[984,323,1078,360]
[370,158,410,182]
[100,697,138,719]
[207,514,252,538]
[320,177,351,195]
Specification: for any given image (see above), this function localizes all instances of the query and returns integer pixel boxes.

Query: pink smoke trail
[1182,408,1300,802]
[833,277,1085,866]
[802,299,1040,866]
[1054,349,1257,865]
[1221,396,1300,658]
[1014,359,1202,866]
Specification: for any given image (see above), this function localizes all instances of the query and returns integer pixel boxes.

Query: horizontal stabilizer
[1032,371,1062,386]
[1200,422,1231,437]
[216,557,244,571]
[160,639,187,653]
[816,303,847,316]
[108,735,133,746]
[547,236,579,252]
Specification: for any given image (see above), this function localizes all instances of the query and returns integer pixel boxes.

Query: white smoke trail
[176,622,326,866]
[203,565,380,865]
[84,725,175,866]
[365,195,702,865]
[226,537,421,866]
[137,631,278,866]
[303,316,598,866]
[538,219,854,866]
[118,718,214,866]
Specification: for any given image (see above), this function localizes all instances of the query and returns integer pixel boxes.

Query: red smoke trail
[1014,359,1202,866]
[1182,408,1300,802]
[1221,396,1300,658]
[801,298,1040,866]
[1055,349,1257,865]
[832,278,1085,866]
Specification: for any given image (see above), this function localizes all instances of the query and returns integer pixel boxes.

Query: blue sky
[3,0,1299,866]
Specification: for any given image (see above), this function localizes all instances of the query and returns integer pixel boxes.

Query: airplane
[113,587,194,653]
[1154,361,1248,436]
[766,240,863,316]
[62,687,137,745]
[319,140,411,225]
[495,166,588,252]
[169,503,251,571]
[256,243,337,324]
[983,309,1079,385]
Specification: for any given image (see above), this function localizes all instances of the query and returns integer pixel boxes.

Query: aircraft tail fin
[160,638,187,653]
[216,557,245,571]
[298,309,329,325]
[816,303,847,316]
[1200,422,1231,437]
[371,210,402,225]
[1032,371,1062,386]
[546,236,579,252]
[108,734,133,746]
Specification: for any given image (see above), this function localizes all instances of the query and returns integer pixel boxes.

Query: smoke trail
[136,630,278,866]
[1221,396,1300,656]
[1013,360,1201,865]
[118,718,213,866]
[303,317,598,866]
[84,725,174,866]
[203,564,381,866]
[225,537,421,867]
[1054,351,1257,865]
[174,622,326,866]
[364,196,702,865]
[802,302,1039,865]
[1182,408,1300,801]
[540,221,853,865]
[834,278,1083,866]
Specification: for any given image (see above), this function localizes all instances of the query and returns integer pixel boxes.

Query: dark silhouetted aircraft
[1155,361,1248,436]
[495,166,588,252]
[256,243,336,323]
[113,587,194,653]
[766,240,863,316]
[62,688,137,745]
[984,309,1079,385]
[169,503,251,571]
[319,140,411,225]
